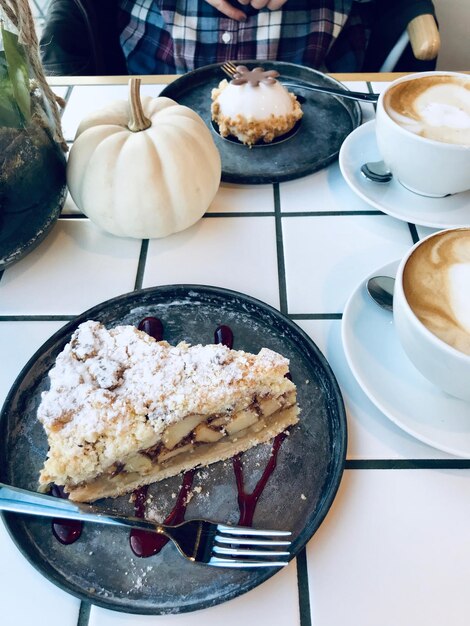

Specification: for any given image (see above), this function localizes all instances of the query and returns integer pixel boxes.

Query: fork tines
[210,523,292,568]
[221,61,239,79]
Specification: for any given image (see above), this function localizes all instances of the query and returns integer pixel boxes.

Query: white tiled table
[1,75,470,626]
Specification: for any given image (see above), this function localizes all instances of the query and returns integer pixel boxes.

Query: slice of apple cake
[37,320,299,502]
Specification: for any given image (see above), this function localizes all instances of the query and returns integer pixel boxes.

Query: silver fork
[220,61,379,103]
[0,482,291,568]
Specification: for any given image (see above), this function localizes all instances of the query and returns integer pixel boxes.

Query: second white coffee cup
[393,228,470,402]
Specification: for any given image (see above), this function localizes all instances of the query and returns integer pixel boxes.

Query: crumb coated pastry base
[68,405,298,502]
[212,107,302,146]
[211,80,303,146]
[37,320,299,502]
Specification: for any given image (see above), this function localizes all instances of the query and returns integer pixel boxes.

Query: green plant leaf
[1,23,30,124]
[0,50,23,127]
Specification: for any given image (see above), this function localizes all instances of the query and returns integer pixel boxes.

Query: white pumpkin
[66,79,221,238]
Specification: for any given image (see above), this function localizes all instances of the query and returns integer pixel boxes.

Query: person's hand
[204,0,287,22]
[204,1,247,21]
[237,0,287,9]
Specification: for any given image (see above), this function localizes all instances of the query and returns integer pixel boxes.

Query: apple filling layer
[37,321,300,502]
[67,391,297,502]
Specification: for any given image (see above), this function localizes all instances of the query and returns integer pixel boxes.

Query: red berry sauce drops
[129,470,196,558]
[214,324,233,349]
[50,484,83,545]
[138,316,164,341]
[233,432,287,527]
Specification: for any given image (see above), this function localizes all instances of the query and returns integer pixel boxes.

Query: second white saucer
[339,120,470,229]
[342,260,470,458]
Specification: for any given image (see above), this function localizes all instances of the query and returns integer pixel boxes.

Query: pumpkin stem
[128,78,151,132]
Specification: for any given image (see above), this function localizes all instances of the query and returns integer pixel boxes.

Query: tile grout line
[59,85,74,119]
[63,85,74,107]
[275,182,312,626]
[77,600,91,626]
[346,459,470,469]
[367,80,376,106]
[289,313,343,320]
[0,315,76,321]
[281,211,383,217]
[134,239,149,290]
[296,548,313,626]
[408,222,420,244]
[273,183,288,315]
[57,211,390,221]
[204,212,275,217]
[0,313,342,322]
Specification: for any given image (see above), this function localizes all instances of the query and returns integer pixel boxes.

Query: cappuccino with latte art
[383,75,470,146]
[394,228,470,402]
[375,72,470,197]
[403,229,470,356]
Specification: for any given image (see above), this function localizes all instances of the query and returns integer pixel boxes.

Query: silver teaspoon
[361,161,393,183]
[366,276,395,312]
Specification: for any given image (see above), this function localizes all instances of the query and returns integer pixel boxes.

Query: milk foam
[448,263,470,335]
[420,102,470,129]
[385,77,470,145]
[216,80,295,120]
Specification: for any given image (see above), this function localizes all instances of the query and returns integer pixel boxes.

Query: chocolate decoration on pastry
[231,65,280,87]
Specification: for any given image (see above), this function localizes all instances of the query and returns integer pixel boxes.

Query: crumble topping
[39,321,289,438]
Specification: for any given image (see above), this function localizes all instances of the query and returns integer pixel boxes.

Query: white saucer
[339,120,470,229]
[342,260,470,458]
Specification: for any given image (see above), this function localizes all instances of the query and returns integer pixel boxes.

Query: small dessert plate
[342,260,470,457]
[161,61,361,184]
[339,121,470,228]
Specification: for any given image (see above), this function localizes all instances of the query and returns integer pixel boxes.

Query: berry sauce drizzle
[233,432,287,527]
[50,484,83,545]
[214,323,288,526]
[129,470,195,558]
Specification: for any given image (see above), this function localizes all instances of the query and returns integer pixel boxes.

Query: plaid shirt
[118,0,374,75]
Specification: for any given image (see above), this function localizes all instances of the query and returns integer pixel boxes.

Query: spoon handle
[281,82,379,103]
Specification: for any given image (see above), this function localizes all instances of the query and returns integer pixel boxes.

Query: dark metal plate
[160,61,361,184]
[0,285,347,614]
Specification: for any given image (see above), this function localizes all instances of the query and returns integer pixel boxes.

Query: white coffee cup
[375,71,470,197]
[394,228,470,402]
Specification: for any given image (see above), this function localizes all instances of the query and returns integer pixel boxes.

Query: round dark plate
[0,285,347,614]
[0,184,67,270]
[160,61,361,184]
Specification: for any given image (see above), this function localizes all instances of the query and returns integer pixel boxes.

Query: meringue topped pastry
[211,65,303,146]
[37,320,299,502]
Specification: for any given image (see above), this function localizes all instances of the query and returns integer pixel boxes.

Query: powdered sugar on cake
[38,320,289,440]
